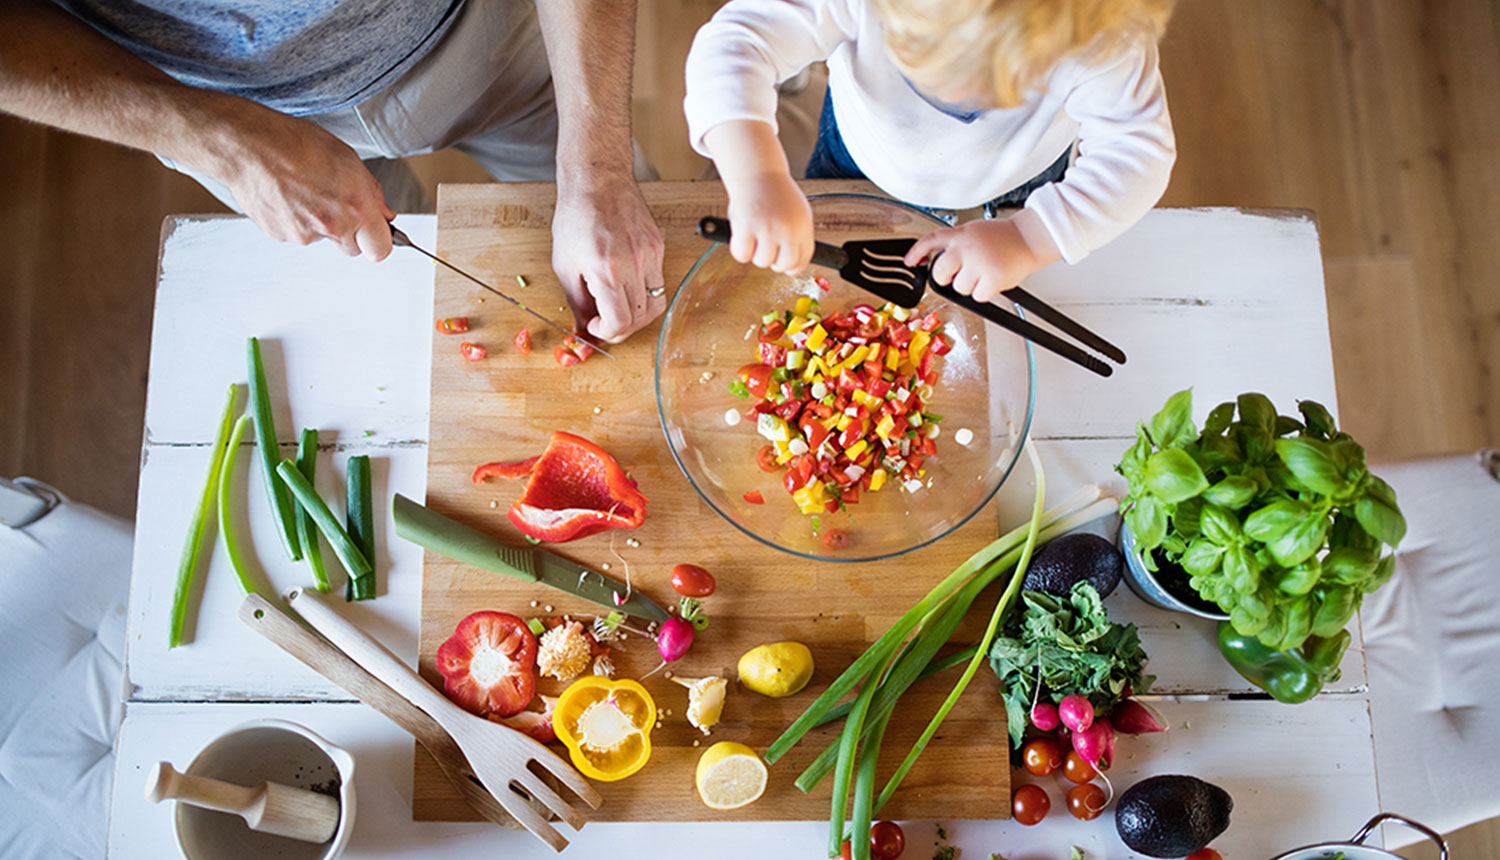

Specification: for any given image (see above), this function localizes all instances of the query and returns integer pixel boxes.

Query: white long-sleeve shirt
[683,0,1176,264]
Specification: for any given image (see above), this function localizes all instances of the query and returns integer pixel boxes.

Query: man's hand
[222,113,396,261]
[552,175,666,343]
[905,218,1061,303]
[705,119,814,273]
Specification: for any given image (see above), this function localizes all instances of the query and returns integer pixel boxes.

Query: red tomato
[670,563,716,597]
[436,316,470,334]
[758,341,786,366]
[1012,784,1050,826]
[1186,850,1223,860]
[815,276,831,292]
[740,363,773,399]
[1021,737,1062,776]
[1066,782,1107,821]
[759,319,786,342]
[513,328,532,355]
[799,415,831,450]
[821,528,849,550]
[743,490,764,505]
[784,469,808,493]
[839,841,853,860]
[931,333,954,355]
[434,611,537,717]
[870,821,905,860]
[553,346,579,367]
[756,444,780,472]
[460,341,487,361]
[1062,750,1097,784]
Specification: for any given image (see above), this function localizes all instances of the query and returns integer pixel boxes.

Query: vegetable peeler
[697,216,1125,377]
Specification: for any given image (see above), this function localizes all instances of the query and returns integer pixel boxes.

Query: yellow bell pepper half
[552,677,656,782]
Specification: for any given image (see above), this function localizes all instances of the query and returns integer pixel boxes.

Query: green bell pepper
[1217,621,1351,704]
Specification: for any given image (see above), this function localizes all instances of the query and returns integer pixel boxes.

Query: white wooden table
[111,206,1386,859]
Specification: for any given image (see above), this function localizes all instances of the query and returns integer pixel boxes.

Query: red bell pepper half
[472,455,541,484]
[504,431,648,542]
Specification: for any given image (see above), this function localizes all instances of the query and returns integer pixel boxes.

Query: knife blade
[393,494,668,622]
[389,223,616,360]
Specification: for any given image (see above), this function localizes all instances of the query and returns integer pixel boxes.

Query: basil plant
[1116,390,1406,651]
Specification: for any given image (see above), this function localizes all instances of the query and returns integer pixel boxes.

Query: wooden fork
[284,588,602,851]
[236,594,530,834]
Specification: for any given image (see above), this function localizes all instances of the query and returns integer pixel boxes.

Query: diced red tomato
[460,341,487,361]
[920,437,938,455]
[740,363,773,399]
[759,319,786,342]
[513,328,532,355]
[743,490,764,504]
[931,333,954,355]
[842,486,859,505]
[437,316,470,334]
[553,346,579,367]
[783,469,807,493]
[756,445,780,472]
[561,335,595,362]
[815,276,831,292]
[774,398,803,420]
[799,415,830,449]
[919,311,942,332]
[757,341,786,366]
[885,321,912,348]
[821,528,849,549]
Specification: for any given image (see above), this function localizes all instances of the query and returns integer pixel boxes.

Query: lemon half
[695,741,768,810]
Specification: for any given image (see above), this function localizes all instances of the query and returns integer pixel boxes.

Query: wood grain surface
[415,181,1011,822]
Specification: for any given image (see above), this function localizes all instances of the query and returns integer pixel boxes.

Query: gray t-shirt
[55,0,464,116]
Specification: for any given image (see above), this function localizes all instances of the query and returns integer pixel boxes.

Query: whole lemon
[737,641,814,697]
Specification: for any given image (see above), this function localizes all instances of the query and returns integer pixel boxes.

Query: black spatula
[696,216,1125,377]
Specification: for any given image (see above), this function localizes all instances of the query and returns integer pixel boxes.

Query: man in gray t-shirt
[0,0,666,343]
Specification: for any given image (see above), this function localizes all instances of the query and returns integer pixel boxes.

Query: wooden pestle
[145,761,340,844]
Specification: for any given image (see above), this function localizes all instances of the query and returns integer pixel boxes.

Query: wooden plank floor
[1,1,1495,850]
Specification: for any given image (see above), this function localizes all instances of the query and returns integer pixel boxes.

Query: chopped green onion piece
[524,534,542,545]
[345,454,375,601]
[169,383,240,648]
[294,428,330,594]
[810,515,822,534]
[247,337,302,561]
[762,311,779,324]
[527,617,546,636]
[728,380,750,399]
[275,459,371,581]
[923,412,945,423]
[786,349,807,370]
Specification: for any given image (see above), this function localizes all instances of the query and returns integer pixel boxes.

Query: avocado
[1115,774,1233,858]
[1022,533,1123,598]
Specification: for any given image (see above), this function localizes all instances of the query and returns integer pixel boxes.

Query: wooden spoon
[145,762,339,844]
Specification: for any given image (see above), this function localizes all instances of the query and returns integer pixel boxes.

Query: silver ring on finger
[648,286,666,298]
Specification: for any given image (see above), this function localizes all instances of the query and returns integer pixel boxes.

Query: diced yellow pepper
[851,389,874,408]
[787,316,811,336]
[875,414,897,440]
[886,347,901,370]
[845,438,869,460]
[795,296,813,316]
[869,468,888,491]
[864,342,883,365]
[806,324,829,353]
[847,344,871,367]
[836,414,855,431]
[909,330,932,365]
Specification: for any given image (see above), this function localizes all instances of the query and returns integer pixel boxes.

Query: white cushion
[1363,452,1500,846]
[0,489,131,860]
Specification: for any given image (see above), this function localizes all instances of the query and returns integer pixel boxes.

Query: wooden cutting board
[415,181,1010,822]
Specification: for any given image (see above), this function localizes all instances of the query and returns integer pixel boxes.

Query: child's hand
[905,219,1059,303]
[704,120,814,273]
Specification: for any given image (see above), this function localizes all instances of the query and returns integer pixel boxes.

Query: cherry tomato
[821,528,849,550]
[743,490,765,505]
[756,444,781,472]
[1186,850,1223,860]
[513,328,532,355]
[870,821,904,860]
[553,345,579,367]
[670,563,716,597]
[436,316,470,334]
[1011,784,1050,826]
[1021,737,1062,777]
[460,341,486,361]
[1062,750,1097,784]
[1066,782,1107,821]
[739,363,774,399]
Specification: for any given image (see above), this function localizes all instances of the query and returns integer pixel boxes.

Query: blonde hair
[873,0,1174,108]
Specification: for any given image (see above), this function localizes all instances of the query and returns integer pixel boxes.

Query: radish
[1030,701,1060,731]
[1059,694,1094,732]
[1112,699,1169,734]
[656,617,695,662]
[1072,716,1113,769]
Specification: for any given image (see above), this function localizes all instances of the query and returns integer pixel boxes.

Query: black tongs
[697,216,1125,377]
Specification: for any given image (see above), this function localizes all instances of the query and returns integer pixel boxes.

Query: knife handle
[696,216,848,269]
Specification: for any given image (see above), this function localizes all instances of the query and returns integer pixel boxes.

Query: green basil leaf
[1146,388,1197,449]
[1160,533,1188,557]
[1181,537,1226,577]
[1224,545,1261,595]
[1205,401,1236,434]
[1310,585,1358,637]
[1230,606,1267,637]
[1268,512,1330,568]
[1354,481,1407,547]
[1237,392,1276,433]
[1275,558,1321,596]
[1330,511,1379,552]
[1274,415,1305,437]
[1117,433,1152,483]
[1361,554,1397,593]
[1244,498,1311,543]
[1331,438,1367,483]
[1237,424,1276,463]
[1199,503,1242,545]
[1323,547,1378,585]
[1144,448,1209,504]
[1198,432,1243,468]
[1276,437,1346,496]
[1129,494,1169,551]
[1202,475,1258,510]
[1278,597,1315,650]
[1298,400,1337,440]
[1173,496,1204,538]
[1256,603,1289,648]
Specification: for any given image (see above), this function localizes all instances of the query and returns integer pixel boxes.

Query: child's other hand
[905,219,1057,303]
[726,170,814,273]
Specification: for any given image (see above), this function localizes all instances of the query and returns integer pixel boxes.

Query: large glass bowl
[655,194,1035,562]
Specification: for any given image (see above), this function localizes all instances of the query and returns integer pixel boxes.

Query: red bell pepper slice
[743,490,765,504]
[504,431,648,542]
[472,455,542,483]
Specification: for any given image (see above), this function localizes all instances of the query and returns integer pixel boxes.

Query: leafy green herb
[1117,390,1406,651]
[988,582,1154,748]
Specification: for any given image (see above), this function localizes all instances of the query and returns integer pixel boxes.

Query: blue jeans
[804,89,1071,217]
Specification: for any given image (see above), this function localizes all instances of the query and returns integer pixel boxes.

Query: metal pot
[1269,813,1448,860]
[1119,523,1229,620]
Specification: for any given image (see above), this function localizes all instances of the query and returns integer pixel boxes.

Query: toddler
[684,0,1176,303]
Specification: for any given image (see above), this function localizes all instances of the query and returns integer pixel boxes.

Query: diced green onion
[247,337,301,561]
[345,454,375,601]
[294,428,330,594]
[728,380,750,399]
[786,350,807,370]
[762,311,779,324]
[169,383,240,648]
[275,459,371,581]
[527,617,546,636]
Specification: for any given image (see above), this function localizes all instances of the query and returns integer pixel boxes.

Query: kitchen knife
[393,494,668,622]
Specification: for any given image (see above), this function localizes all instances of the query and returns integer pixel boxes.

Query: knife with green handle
[392,494,669,622]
